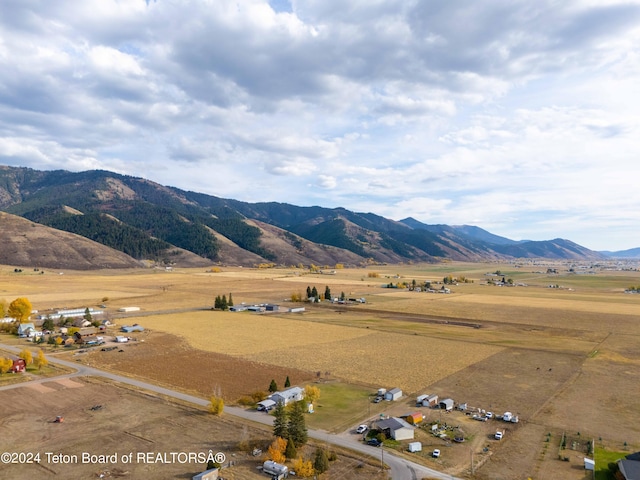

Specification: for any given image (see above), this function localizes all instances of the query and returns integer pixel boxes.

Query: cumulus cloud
[1,0,640,249]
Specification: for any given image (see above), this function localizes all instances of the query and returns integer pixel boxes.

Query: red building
[11,358,26,373]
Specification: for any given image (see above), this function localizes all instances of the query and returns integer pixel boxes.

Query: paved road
[0,343,460,480]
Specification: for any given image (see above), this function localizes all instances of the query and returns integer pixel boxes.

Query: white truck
[495,430,504,440]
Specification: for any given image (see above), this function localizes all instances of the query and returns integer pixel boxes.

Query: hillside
[0,165,606,268]
[0,211,142,270]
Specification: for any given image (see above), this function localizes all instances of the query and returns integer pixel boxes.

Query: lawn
[304,382,379,433]
[594,447,627,480]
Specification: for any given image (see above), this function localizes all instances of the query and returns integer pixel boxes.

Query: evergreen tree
[324,285,331,301]
[340,291,346,301]
[214,295,221,309]
[287,401,308,447]
[306,286,312,299]
[221,294,228,310]
[272,402,288,439]
[84,307,93,322]
[311,286,318,300]
[313,447,329,474]
[284,438,297,459]
[284,375,291,388]
[269,379,278,392]
[228,293,233,307]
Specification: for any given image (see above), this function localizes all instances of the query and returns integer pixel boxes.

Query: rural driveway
[0,343,460,480]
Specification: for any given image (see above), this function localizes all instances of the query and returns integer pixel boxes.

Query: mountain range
[0,165,624,270]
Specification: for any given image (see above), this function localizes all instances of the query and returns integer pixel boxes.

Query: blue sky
[1,0,639,251]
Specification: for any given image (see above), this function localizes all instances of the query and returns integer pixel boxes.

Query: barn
[385,388,403,401]
[11,358,26,373]
[439,398,455,411]
[376,417,415,441]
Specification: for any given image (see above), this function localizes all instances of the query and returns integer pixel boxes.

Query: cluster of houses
[230,304,305,314]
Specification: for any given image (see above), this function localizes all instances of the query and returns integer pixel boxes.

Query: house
[271,387,304,406]
[376,417,415,441]
[115,336,129,343]
[385,387,402,401]
[192,467,219,480]
[439,398,454,411]
[73,318,92,328]
[10,358,26,373]
[405,412,423,425]
[265,304,280,312]
[618,452,640,480]
[17,323,37,337]
[229,305,248,312]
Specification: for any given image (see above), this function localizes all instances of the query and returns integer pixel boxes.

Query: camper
[408,442,422,453]
[263,460,288,479]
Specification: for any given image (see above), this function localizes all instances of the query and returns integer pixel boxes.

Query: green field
[594,447,628,480]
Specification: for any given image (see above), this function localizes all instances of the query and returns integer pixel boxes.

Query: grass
[594,447,628,480]
[304,382,377,433]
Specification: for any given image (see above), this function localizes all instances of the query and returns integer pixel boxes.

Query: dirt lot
[0,377,386,480]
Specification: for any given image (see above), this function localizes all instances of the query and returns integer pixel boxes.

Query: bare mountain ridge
[0,165,606,269]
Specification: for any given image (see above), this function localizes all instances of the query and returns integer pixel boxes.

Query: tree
[306,286,312,299]
[310,286,318,300]
[267,437,287,464]
[220,295,228,310]
[324,286,331,301]
[304,385,320,405]
[313,448,329,474]
[228,293,233,307]
[214,295,221,309]
[8,297,32,323]
[272,402,288,439]
[19,349,33,366]
[293,457,314,478]
[287,401,308,447]
[0,357,13,374]
[84,307,93,323]
[42,317,55,332]
[340,291,346,301]
[208,396,224,416]
[0,299,7,318]
[284,375,291,388]
[269,379,278,392]
[34,350,48,370]
[285,438,297,459]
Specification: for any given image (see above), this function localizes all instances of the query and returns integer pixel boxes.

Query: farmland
[1,261,639,479]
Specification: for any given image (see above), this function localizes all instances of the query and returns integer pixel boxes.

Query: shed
[192,467,219,480]
[11,358,26,373]
[584,458,595,471]
[406,412,423,425]
[408,442,422,453]
[265,304,280,311]
[416,394,428,406]
[376,417,415,441]
[439,398,454,411]
[422,394,439,407]
[121,324,144,333]
[385,388,402,401]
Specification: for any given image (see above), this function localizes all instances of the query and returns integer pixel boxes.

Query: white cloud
[1,0,640,250]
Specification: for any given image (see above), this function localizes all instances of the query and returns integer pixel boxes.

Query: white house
[271,387,304,406]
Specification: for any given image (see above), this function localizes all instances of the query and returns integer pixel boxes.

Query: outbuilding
[405,412,423,425]
[385,388,403,401]
[439,398,454,411]
[257,399,276,411]
[422,394,439,407]
[11,358,26,373]
[408,442,422,453]
[192,467,219,480]
[376,417,415,441]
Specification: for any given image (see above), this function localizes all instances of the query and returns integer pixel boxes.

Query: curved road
[0,343,459,480]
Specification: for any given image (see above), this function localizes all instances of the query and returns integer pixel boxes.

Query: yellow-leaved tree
[8,297,32,323]
[266,437,287,464]
[304,385,320,405]
[19,349,33,366]
[209,396,224,416]
[0,358,13,374]
[293,457,315,478]
[34,350,48,370]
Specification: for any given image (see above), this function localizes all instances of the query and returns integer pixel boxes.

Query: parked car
[367,438,382,447]
[485,411,494,419]
[373,396,382,403]
[432,449,441,458]
[356,425,368,434]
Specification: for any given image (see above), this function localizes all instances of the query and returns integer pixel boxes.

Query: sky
[1,0,640,252]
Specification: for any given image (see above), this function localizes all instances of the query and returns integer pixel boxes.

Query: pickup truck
[495,431,504,440]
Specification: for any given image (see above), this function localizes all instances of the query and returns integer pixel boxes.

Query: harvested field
[81,332,314,401]
[134,312,502,393]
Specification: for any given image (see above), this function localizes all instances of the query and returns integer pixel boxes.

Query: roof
[387,387,402,394]
[273,386,303,398]
[17,323,36,333]
[627,452,640,462]
[618,459,640,480]
[377,417,415,432]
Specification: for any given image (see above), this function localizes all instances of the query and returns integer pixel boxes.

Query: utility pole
[381,443,384,472]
